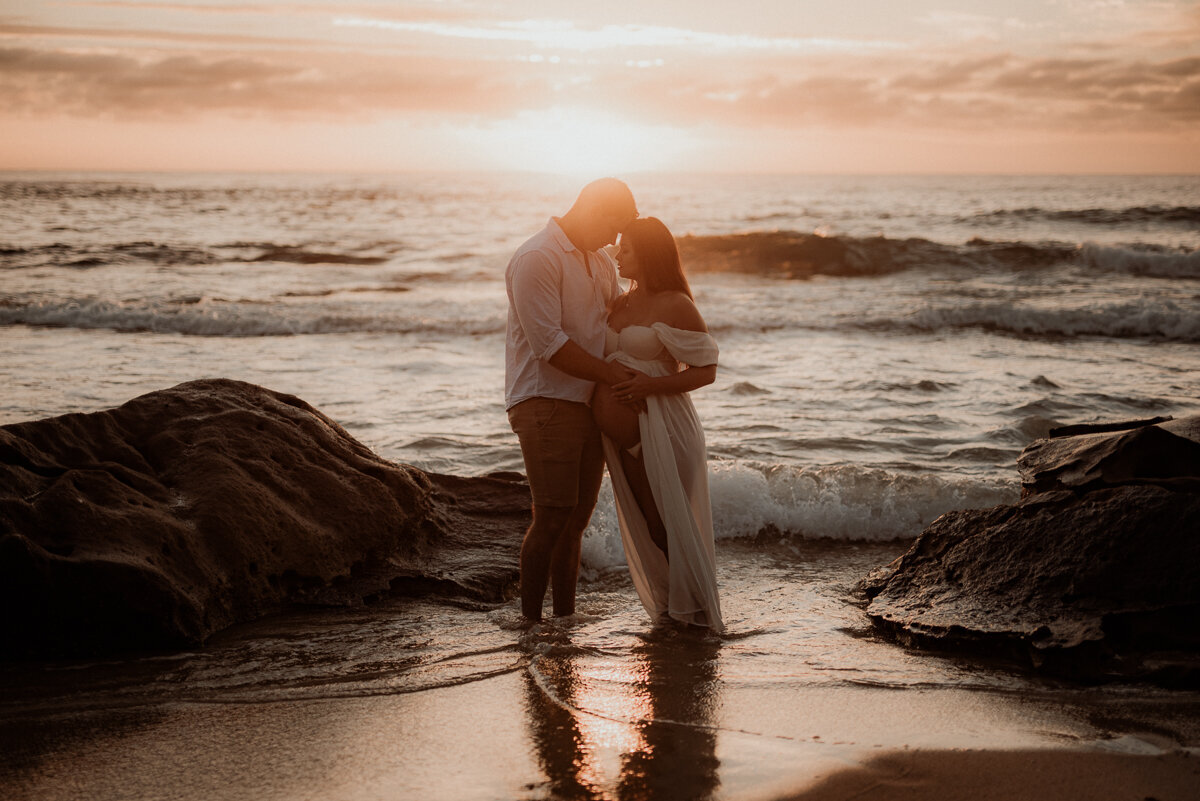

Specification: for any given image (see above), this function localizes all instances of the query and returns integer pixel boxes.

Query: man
[505,178,639,622]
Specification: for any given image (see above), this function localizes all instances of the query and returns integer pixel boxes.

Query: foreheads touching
[576,177,638,223]
[568,178,638,249]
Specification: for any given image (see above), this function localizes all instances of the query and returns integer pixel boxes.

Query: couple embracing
[504,178,722,633]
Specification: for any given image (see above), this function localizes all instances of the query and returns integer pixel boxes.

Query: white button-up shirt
[505,218,620,410]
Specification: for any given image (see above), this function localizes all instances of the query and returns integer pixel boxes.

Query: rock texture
[0,379,530,658]
[861,416,1200,683]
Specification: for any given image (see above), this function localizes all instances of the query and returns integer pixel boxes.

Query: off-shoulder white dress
[603,323,723,632]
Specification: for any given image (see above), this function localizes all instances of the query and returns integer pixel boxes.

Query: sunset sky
[2,0,1198,174]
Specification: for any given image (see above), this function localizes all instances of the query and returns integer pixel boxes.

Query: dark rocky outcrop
[861,416,1200,683]
[0,379,530,659]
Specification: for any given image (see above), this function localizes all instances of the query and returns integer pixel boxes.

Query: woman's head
[617,216,692,298]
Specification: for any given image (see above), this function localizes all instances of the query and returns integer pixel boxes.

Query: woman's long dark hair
[624,216,692,299]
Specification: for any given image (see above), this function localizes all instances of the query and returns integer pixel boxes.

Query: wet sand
[3,657,1198,801]
[777,749,1200,801]
[3,542,1198,800]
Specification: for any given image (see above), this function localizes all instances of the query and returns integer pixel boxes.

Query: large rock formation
[0,379,530,658]
[860,416,1200,683]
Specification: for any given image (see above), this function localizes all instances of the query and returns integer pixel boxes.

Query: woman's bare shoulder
[659,291,708,332]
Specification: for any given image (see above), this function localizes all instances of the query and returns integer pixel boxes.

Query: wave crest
[899,300,1200,342]
[967,205,1200,227]
[0,241,397,269]
[677,232,1196,279]
[580,462,1017,568]
[0,297,504,338]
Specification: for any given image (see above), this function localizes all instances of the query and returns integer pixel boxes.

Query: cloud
[984,56,1200,122]
[61,1,274,12]
[600,49,1200,131]
[889,55,1012,92]
[333,16,904,54]
[0,45,538,118]
[918,11,1046,42]
[59,1,470,20]
[0,22,321,48]
[0,28,1196,133]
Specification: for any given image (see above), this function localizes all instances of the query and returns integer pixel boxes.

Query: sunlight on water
[2,173,1197,552]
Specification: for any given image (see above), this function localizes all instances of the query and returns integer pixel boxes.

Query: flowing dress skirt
[602,324,723,631]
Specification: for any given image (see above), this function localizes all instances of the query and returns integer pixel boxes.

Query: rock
[861,416,1200,683]
[1019,416,1200,495]
[0,379,530,659]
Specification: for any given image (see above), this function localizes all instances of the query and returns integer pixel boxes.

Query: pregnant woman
[592,217,723,632]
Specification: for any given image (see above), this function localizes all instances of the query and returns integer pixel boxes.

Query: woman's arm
[612,292,717,400]
[612,364,715,401]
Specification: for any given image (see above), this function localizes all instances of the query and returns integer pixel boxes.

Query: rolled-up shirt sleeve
[509,251,569,361]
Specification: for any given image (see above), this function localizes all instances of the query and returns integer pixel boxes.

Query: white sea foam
[908,299,1200,341]
[708,462,1016,540]
[0,297,507,338]
[580,462,1018,570]
[1079,243,1200,279]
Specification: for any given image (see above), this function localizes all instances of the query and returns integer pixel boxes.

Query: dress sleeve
[652,323,718,367]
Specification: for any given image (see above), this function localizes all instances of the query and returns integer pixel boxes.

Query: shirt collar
[548,217,580,254]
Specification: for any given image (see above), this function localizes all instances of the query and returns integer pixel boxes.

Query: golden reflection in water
[523,632,722,801]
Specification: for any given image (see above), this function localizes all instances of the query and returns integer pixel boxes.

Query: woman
[592,217,723,632]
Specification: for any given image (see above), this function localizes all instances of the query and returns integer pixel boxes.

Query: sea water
[3,172,1197,558]
[2,172,1199,798]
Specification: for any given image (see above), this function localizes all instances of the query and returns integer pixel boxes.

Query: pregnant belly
[592,382,641,449]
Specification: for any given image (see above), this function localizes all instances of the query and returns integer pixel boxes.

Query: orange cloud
[1,2,1196,172]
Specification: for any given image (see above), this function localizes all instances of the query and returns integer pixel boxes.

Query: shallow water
[3,542,1198,801]
[3,173,1198,558]
[1,540,1192,719]
[2,172,1199,798]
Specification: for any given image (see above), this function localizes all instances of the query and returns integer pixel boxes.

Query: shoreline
[3,539,1199,800]
[3,665,1197,801]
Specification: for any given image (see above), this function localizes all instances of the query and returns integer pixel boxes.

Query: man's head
[561,178,638,251]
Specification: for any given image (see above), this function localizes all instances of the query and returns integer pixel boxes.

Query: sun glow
[465,106,695,175]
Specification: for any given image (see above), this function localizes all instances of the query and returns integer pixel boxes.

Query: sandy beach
[3,546,1198,801]
[3,653,1198,800]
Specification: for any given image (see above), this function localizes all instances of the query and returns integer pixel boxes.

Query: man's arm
[548,339,633,386]
[511,250,638,388]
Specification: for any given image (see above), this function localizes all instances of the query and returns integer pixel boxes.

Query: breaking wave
[4,232,1197,280]
[0,241,400,269]
[0,296,505,337]
[677,233,1198,279]
[893,299,1200,342]
[965,205,1200,227]
[3,288,1195,342]
[580,462,1017,568]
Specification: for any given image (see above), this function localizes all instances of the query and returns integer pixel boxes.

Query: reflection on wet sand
[523,628,722,800]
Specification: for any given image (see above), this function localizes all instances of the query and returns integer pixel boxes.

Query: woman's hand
[612,370,656,404]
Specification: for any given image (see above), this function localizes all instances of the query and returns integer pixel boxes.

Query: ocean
[2,172,1198,799]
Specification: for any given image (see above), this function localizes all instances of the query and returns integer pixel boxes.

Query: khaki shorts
[508,397,604,509]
